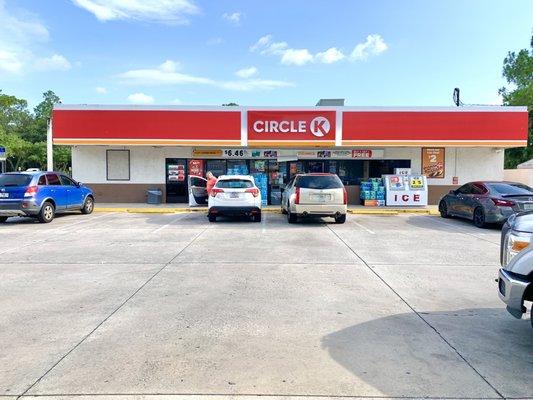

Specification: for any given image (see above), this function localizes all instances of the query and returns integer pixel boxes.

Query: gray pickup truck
[499,212,533,327]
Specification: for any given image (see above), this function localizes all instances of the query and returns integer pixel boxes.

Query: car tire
[38,202,55,223]
[287,208,297,224]
[473,207,486,228]
[253,212,262,223]
[335,214,346,224]
[81,196,94,214]
[208,214,216,222]
[439,200,450,218]
[0,216,7,223]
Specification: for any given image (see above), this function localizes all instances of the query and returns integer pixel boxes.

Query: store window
[227,159,249,175]
[205,159,226,178]
[338,161,364,185]
[106,150,130,181]
[369,160,411,178]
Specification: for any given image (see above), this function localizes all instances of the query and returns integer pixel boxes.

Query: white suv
[208,175,262,222]
[282,173,347,224]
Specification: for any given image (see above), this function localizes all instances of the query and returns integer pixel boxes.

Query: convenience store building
[50,105,528,205]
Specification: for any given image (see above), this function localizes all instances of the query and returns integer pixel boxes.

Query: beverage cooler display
[360,178,386,206]
[268,161,287,205]
[166,158,188,203]
[384,174,428,206]
[250,160,268,206]
[227,159,249,175]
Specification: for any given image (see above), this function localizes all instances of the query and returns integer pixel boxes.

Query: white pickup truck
[498,212,533,327]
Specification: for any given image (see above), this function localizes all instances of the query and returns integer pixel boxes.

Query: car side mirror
[76,181,83,187]
[449,190,456,195]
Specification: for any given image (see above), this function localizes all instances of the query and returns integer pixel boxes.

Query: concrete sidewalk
[94,202,439,215]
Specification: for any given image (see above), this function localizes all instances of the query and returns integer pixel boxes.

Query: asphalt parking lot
[0,212,531,399]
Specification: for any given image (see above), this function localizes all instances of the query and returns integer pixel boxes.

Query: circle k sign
[247,110,336,143]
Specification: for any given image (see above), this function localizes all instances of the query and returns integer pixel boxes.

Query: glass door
[166,158,187,203]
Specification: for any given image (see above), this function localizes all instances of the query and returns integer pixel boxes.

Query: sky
[0,0,532,108]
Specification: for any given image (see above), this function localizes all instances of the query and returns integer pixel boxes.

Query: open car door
[188,175,208,206]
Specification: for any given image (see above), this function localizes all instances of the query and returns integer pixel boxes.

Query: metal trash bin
[146,188,162,205]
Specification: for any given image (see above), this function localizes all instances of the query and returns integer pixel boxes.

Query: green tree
[222,102,239,106]
[500,36,533,168]
[0,90,32,137]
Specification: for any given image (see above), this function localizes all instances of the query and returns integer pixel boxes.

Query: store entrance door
[166,158,188,203]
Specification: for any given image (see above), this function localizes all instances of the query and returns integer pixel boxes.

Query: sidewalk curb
[95,207,439,215]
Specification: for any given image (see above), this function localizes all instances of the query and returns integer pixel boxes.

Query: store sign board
[297,149,384,159]
[248,111,336,142]
[422,147,445,178]
[192,149,223,157]
[0,146,5,161]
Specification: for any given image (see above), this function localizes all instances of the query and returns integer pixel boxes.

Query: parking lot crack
[16,224,211,399]
[325,224,505,400]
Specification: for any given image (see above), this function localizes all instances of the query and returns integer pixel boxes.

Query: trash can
[146,188,162,205]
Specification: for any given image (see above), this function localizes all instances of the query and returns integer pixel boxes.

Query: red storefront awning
[52,105,528,148]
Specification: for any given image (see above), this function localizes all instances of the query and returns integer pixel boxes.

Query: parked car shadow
[321,307,532,397]
[405,215,503,232]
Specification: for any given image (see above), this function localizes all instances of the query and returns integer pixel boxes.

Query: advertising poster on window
[422,148,445,178]
[188,160,204,177]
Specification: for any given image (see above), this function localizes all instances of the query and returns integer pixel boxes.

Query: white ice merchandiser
[383,174,428,206]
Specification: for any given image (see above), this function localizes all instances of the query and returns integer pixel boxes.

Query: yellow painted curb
[348,209,399,215]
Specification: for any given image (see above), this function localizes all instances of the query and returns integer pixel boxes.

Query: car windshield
[296,175,343,189]
[0,174,33,187]
[216,179,254,189]
[487,183,533,196]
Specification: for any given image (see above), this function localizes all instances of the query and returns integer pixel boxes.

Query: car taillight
[245,188,259,197]
[24,186,39,197]
[491,198,515,207]
[295,187,300,204]
[343,187,348,205]
[210,188,224,197]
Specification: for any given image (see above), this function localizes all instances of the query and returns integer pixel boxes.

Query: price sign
[0,146,5,161]
[223,149,249,158]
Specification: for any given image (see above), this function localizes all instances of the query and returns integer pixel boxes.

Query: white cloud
[206,37,223,46]
[34,54,72,71]
[171,98,182,104]
[235,66,258,78]
[251,34,387,66]
[281,48,314,66]
[222,11,242,25]
[219,79,293,92]
[118,59,213,85]
[315,47,345,64]
[127,92,154,104]
[118,60,292,92]
[0,0,50,73]
[351,34,388,60]
[0,49,23,73]
[72,0,199,24]
[95,86,107,94]
[250,34,272,52]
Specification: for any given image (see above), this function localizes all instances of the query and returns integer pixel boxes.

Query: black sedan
[438,181,533,228]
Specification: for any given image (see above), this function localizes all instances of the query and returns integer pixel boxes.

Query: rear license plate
[0,193,9,198]
[524,203,533,210]
[311,194,329,202]
[229,192,240,199]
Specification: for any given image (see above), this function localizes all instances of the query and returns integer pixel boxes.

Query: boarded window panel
[107,150,130,181]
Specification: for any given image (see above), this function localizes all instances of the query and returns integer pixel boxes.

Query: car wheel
[253,212,262,223]
[81,197,94,214]
[439,200,450,218]
[0,216,7,223]
[38,202,55,223]
[335,214,346,224]
[473,207,486,228]
[208,214,216,222]
[287,208,297,224]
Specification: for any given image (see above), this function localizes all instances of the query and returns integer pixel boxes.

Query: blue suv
[0,171,95,223]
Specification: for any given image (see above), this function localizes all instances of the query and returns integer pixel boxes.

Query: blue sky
[0,0,532,108]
